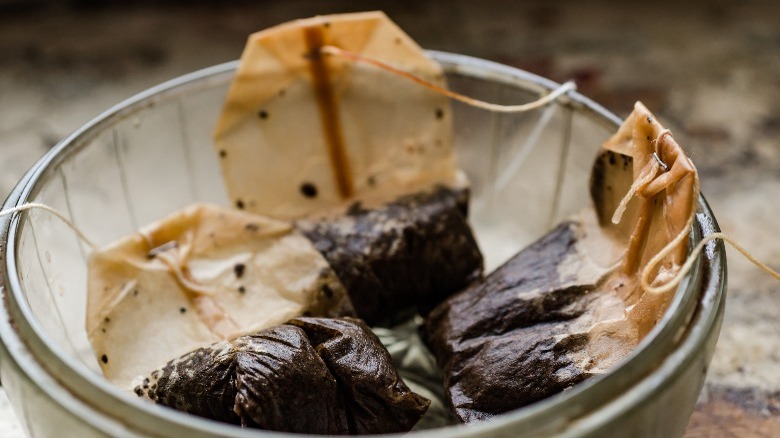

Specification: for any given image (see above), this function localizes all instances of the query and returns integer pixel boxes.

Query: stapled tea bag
[425,102,700,422]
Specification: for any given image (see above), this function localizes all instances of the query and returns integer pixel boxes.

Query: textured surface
[288,318,431,434]
[1,1,779,436]
[425,222,617,422]
[297,186,483,326]
[136,317,429,434]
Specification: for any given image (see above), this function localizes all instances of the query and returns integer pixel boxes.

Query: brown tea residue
[303,24,354,200]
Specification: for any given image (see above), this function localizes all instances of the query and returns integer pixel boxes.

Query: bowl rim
[0,51,726,437]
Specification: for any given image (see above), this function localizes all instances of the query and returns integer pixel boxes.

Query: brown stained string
[611,159,661,225]
[642,231,780,295]
[611,129,780,295]
[320,45,577,113]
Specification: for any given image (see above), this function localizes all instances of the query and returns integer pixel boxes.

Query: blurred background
[1,1,779,436]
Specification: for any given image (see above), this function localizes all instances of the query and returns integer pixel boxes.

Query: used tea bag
[89,189,482,389]
[87,203,353,389]
[297,185,483,326]
[136,317,430,434]
[425,221,623,422]
[214,11,460,219]
[425,102,699,422]
[208,11,483,326]
[89,11,482,416]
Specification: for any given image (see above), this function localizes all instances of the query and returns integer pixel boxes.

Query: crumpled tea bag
[214,11,460,219]
[87,203,353,388]
[136,317,430,434]
[425,102,699,422]
[296,185,483,326]
[89,11,482,398]
[88,191,483,389]
[425,221,622,422]
[590,101,699,336]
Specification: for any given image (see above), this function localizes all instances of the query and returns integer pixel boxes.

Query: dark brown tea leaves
[137,317,429,434]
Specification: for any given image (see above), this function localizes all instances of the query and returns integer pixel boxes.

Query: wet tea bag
[590,101,698,333]
[89,12,483,390]
[296,185,483,326]
[88,193,481,390]
[136,317,430,434]
[214,11,461,219]
[87,203,353,388]
[210,10,482,327]
[425,102,699,422]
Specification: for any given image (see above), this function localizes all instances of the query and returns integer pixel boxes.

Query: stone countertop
[1,1,779,436]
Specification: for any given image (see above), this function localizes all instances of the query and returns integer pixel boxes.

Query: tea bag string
[0,203,203,294]
[610,130,780,294]
[0,203,222,287]
[641,229,780,295]
[0,204,211,287]
[0,202,243,338]
[321,45,577,113]
[611,158,661,225]
[0,202,98,250]
[2,50,576,251]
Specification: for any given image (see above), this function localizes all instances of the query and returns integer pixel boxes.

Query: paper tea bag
[136,317,430,434]
[591,101,699,335]
[425,102,699,422]
[214,11,460,219]
[89,11,482,404]
[87,203,353,388]
[88,191,483,388]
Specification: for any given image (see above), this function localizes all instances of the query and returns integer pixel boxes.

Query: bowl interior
[4,53,705,435]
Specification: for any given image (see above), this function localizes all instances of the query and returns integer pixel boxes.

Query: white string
[0,202,97,250]
[460,80,577,113]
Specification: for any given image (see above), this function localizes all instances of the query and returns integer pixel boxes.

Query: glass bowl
[0,51,726,437]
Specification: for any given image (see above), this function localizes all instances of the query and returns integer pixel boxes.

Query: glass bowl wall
[0,52,726,437]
